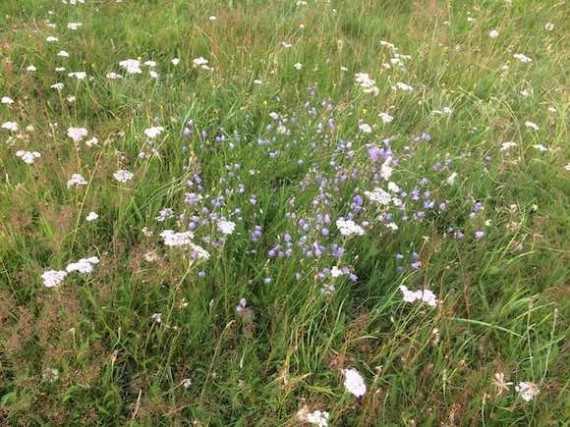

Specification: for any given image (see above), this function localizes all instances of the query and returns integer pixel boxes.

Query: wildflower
[1,121,18,131]
[524,121,539,131]
[85,137,98,147]
[67,173,88,188]
[160,230,194,247]
[544,22,554,31]
[394,82,413,91]
[67,22,82,30]
[15,150,41,164]
[144,60,157,67]
[181,378,192,389]
[342,368,367,397]
[144,126,164,139]
[358,123,372,133]
[46,36,59,42]
[354,72,379,95]
[1,96,14,104]
[474,230,486,239]
[57,50,70,57]
[151,313,162,323]
[41,270,67,288]
[42,367,60,382]
[294,62,303,70]
[209,15,217,21]
[399,285,437,307]
[532,144,548,152]
[296,407,330,427]
[149,70,159,79]
[217,220,236,235]
[51,83,64,91]
[27,65,37,72]
[68,71,87,80]
[119,59,142,74]
[564,163,570,171]
[171,58,180,66]
[379,112,394,123]
[66,256,100,274]
[492,372,513,397]
[489,29,500,38]
[86,212,99,221]
[364,187,392,205]
[513,53,532,63]
[515,382,539,402]
[67,127,88,142]
[500,141,517,151]
[106,72,122,80]
[113,170,134,183]
[192,57,210,70]
[336,219,365,236]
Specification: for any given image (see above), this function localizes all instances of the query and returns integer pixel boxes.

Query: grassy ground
[0,0,568,425]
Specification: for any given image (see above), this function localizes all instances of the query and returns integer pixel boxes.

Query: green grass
[0,0,568,425]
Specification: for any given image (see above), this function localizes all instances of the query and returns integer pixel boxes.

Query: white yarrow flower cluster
[119,59,143,74]
[513,53,532,63]
[16,150,41,164]
[144,126,164,139]
[67,127,88,142]
[296,407,330,427]
[160,230,194,247]
[192,57,210,70]
[41,270,67,288]
[342,368,367,397]
[1,96,14,104]
[355,72,379,96]
[2,121,18,131]
[336,219,365,236]
[113,170,134,183]
[217,220,236,235]
[66,256,100,274]
[364,187,392,205]
[515,382,539,402]
[86,212,99,221]
[67,173,88,188]
[399,285,437,307]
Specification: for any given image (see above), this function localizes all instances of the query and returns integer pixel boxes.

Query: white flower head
[336,219,365,236]
[524,121,539,131]
[171,58,180,66]
[1,96,14,104]
[67,173,88,188]
[86,212,99,221]
[113,170,134,183]
[68,71,87,80]
[119,59,142,74]
[192,57,210,70]
[489,29,500,38]
[160,230,194,247]
[399,285,437,307]
[294,62,303,70]
[394,82,413,91]
[513,53,532,63]
[15,150,41,164]
[355,72,379,96]
[1,121,18,132]
[41,270,67,288]
[515,382,539,402]
[67,22,82,30]
[296,407,330,427]
[67,127,88,142]
[364,187,392,205]
[342,368,367,397]
[217,220,236,235]
[358,123,372,133]
[379,112,394,123]
[66,257,100,274]
[144,126,164,139]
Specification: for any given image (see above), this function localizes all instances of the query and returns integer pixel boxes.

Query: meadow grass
[0,0,568,425]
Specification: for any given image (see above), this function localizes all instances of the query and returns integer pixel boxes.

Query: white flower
[294,62,303,70]
[55,67,66,72]
[209,15,217,21]
[358,123,372,133]
[67,173,88,188]
[119,59,142,74]
[27,65,37,72]
[41,270,67,288]
[86,212,99,221]
[160,230,194,247]
[181,378,192,389]
[500,141,517,151]
[42,367,60,383]
[192,57,210,70]
[515,382,539,402]
[524,121,539,131]
[544,22,554,31]
[387,182,400,193]
[15,150,41,164]
[46,36,59,43]
[394,82,413,91]
[297,407,330,427]
[1,121,18,131]
[67,22,82,30]
[144,60,157,67]
[336,219,365,236]
[106,72,123,80]
[564,163,570,171]
[489,30,500,38]
[57,50,70,57]
[113,170,134,183]
[85,137,98,147]
[217,220,236,235]
[1,96,14,104]
[355,72,379,96]
[66,257,100,274]
[67,127,88,142]
[51,83,64,91]
[379,112,394,123]
[171,58,180,66]
[399,285,437,307]
[532,144,548,152]
[364,187,392,205]
[149,70,159,79]
[68,71,87,80]
[151,313,162,323]
[330,266,344,278]
[513,53,532,63]
[144,126,164,139]
[189,243,210,260]
[342,368,367,397]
